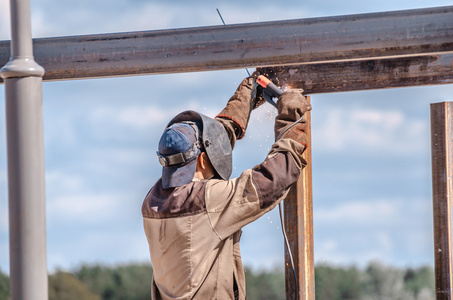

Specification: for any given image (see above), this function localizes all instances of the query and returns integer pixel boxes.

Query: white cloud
[43,111,79,147]
[313,106,427,154]
[47,252,70,271]
[315,231,396,267]
[0,0,10,40]
[30,8,49,38]
[376,231,393,252]
[0,240,8,271]
[0,171,8,233]
[47,229,151,271]
[86,147,154,171]
[46,170,83,192]
[25,0,451,40]
[0,204,7,233]
[86,97,237,132]
[117,106,170,128]
[209,4,311,25]
[404,230,433,257]
[313,196,434,267]
[315,199,399,225]
[319,238,338,252]
[114,3,182,31]
[350,109,403,130]
[9,0,453,42]
[89,105,176,129]
[27,1,313,38]
[47,193,123,223]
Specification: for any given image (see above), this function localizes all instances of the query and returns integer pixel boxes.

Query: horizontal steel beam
[258,53,453,94]
[0,5,452,84]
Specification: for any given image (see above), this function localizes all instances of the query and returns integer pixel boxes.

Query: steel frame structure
[2,2,453,299]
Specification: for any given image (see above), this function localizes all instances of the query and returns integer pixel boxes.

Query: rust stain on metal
[258,53,453,94]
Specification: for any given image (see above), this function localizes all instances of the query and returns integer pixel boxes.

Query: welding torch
[256,75,282,109]
[257,74,308,140]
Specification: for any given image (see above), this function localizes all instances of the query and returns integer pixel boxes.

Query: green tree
[245,267,285,300]
[0,261,436,300]
[0,269,9,300]
[315,264,362,300]
[75,263,153,300]
[403,266,435,300]
[76,265,118,299]
[361,261,413,300]
[49,271,100,300]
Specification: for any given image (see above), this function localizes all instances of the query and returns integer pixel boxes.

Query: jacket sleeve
[214,75,257,150]
[205,138,307,240]
[215,117,240,150]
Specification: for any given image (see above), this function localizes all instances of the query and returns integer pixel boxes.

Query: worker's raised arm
[274,90,311,146]
[215,72,264,149]
[206,90,311,239]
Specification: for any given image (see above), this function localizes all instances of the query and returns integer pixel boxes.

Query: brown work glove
[216,72,264,141]
[274,90,312,148]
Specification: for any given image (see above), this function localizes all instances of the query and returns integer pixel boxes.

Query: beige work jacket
[142,139,306,300]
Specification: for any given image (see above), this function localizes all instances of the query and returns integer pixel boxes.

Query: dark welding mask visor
[165,110,232,182]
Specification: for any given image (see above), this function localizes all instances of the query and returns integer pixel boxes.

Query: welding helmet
[157,110,232,189]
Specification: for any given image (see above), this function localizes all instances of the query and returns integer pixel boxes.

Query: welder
[141,72,312,300]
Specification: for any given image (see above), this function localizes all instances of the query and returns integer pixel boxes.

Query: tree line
[0,261,435,300]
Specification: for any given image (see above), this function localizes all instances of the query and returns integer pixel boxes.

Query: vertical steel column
[431,102,453,300]
[283,98,315,300]
[0,0,47,299]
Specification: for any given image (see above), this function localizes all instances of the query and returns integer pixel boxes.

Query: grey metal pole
[0,0,47,299]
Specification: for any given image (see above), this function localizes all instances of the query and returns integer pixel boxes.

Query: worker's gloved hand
[274,90,312,147]
[253,78,266,110]
[248,71,267,110]
[216,71,263,140]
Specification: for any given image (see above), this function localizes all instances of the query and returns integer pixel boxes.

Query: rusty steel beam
[431,102,453,300]
[0,6,453,83]
[284,100,314,300]
[259,53,453,94]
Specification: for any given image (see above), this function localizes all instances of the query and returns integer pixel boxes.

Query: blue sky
[1,0,453,273]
